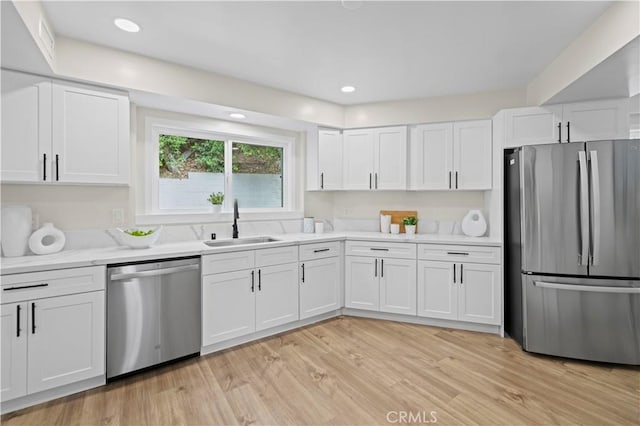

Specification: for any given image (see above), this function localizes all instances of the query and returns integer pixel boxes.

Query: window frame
[138,116,299,224]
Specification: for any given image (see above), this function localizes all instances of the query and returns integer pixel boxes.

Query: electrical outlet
[112,208,124,226]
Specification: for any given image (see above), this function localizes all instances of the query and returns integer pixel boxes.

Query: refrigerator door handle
[533,281,640,294]
[578,151,589,266]
[589,150,601,266]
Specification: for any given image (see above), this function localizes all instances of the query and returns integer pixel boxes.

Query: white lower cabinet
[417,257,501,325]
[345,256,416,315]
[299,257,341,320]
[201,247,299,347]
[0,266,105,403]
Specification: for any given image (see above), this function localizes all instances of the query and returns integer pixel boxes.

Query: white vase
[29,223,66,255]
[380,215,391,233]
[1,206,32,257]
[461,209,487,237]
[405,225,416,235]
[210,204,222,214]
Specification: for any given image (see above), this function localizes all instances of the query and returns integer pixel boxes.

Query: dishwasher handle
[110,264,200,281]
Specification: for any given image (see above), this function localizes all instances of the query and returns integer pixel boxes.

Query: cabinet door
[458,263,501,325]
[374,126,406,190]
[345,256,378,311]
[255,263,299,331]
[202,270,255,345]
[562,99,629,142]
[1,303,27,402]
[412,123,453,189]
[318,130,343,190]
[52,83,130,184]
[300,257,341,320]
[453,120,492,190]
[342,130,374,190]
[1,70,52,182]
[379,258,416,315]
[27,292,105,394]
[504,106,563,147]
[417,261,457,320]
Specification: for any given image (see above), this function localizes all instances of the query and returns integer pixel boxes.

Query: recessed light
[114,18,140,33]
[229,113,246,119]
[341,86,356,93]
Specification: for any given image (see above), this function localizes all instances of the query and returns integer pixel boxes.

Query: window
[145,119,295,219]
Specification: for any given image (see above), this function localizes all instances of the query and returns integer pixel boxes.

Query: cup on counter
[390,224,400,234]
[315,222,324,233]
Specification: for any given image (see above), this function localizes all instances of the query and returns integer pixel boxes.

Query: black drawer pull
[16,305,21,337]
[258,269,261,291]
[301,263,305,283]
[3,283,49,291]
[251,271,255,292]
[55,154,60,181]
[460,264,464,284]
[31,303,36,334]
[43,153,47,181]
[313,248,330,253]
[370,248,389,252]
[447,252,469,256]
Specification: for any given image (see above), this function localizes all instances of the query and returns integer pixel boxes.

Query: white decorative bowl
[116,226,162,249]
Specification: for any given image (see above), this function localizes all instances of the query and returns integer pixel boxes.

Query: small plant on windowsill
[402,216,418,236]
[207,192,224,213]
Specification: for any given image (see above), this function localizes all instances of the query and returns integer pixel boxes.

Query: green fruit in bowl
[124,229,155,237]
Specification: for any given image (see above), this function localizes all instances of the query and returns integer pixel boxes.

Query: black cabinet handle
[446,252,469,256]
[320,172,324,189]
[55,154,60,181]
[370,248,389,252]
[375,173,378,189]
[314,248,330,253]
[449,171,452,189]
[460,264,464,284]
[453,264,456,284]
[258,269,261,291]
[381,259,384,278]
[31,303,36,334]
[16,305,21,338]
[374,259,378,277]
[301,263,305,283]
[566,122,570,143]
[3,283,49,291]
[43,153,47,181]
[557,122,562,143]
[369,173,372,189]
[455,172,459,189]
[251,270,255,292]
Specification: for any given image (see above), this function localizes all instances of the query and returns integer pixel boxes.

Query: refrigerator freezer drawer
[523,274,640,365]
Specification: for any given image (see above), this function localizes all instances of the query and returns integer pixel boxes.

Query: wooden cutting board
[380,210,417,233]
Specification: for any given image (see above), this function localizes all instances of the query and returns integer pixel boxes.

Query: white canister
[29,223,66,255]
[315,221,325,234]
[1,205,32,257]
[390,224,400,234]
[303,217,315,233]
[380,215,391,233]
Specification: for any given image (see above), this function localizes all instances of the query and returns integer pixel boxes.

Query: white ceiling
[43,1,612,105]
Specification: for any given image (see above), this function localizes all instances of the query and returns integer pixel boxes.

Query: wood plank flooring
[3,316,639,425]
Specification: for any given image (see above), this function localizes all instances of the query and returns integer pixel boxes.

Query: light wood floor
[3,316,639,425]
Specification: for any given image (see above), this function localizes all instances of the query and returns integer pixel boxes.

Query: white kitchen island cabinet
[1,69,130,185]
[0,266,105,403]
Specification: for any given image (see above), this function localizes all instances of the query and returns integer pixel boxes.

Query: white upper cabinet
[453,120,492,190]
[1,70,51,183]
[410,120,492,190]
[503,98,629,147]
[343,126,407,190]
[0,70,130,185]
[317,130,343,190]
[52,83,130,185]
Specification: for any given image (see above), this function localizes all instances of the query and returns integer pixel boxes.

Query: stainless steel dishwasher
[107,257,201,379]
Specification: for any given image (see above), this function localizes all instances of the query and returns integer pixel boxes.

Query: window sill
[136,210,304,225]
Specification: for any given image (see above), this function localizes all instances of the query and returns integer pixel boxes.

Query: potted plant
[402,216,418,235]
[207,192,224,213]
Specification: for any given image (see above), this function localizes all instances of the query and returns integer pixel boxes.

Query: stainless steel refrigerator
[504,139,640,365]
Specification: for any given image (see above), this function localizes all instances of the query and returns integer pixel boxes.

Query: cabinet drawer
[255,245,299,267]
[345,241,416,259]
[202,251,255,275]
[299,241,341,261]
[1,266,105,304]
[418,244,500,264]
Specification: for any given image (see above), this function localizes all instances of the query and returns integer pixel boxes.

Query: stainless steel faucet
[232,199,239,238]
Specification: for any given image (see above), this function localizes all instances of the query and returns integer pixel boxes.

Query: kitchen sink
[203,236,281,248]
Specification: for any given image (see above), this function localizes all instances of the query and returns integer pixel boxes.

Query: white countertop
[0,232,501,275]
